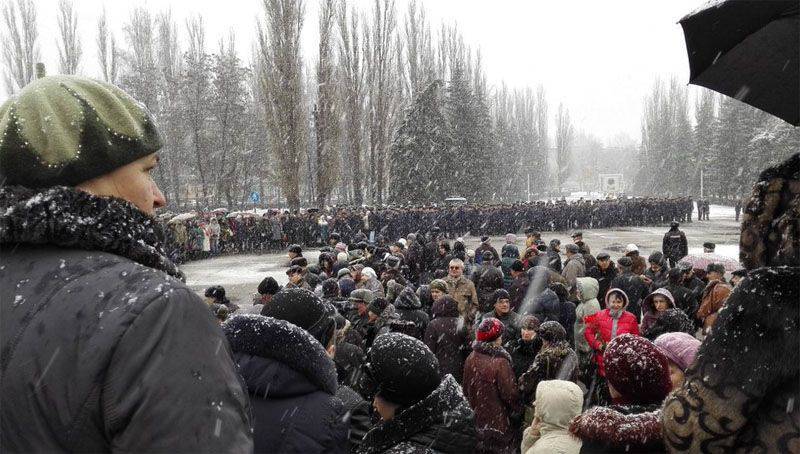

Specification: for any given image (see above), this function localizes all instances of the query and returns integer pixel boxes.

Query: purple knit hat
[653,332,701,372]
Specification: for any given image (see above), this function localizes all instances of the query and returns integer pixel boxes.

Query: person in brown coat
[624,244,647,276]
[444,258,479,321]
[695,263,732,334]
[463,318,522,454]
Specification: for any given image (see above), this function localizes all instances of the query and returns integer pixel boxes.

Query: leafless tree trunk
[256,0,306,211]
[96,8,118,84]
[1,0,39,94]
[363,0,399,205]
[337,0,365,205]
[555,102,574,191]
[314,0,340,208]
[402,0,433,99]
[56,0,81,74]
[182,16,213,206]
[535,85,549,190]
[154,10,182,207]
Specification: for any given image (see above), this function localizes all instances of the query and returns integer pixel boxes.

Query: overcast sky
[6,0,708,143]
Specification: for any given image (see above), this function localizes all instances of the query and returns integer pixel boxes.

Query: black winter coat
[610,271,648,321]
[0,186,253,453]
[336,385,372,451]
[587,263,617,307]
[394,294,430,340]
[358,375,476,454]
[335,339,366,388]
[508,338,543,378]
[424,298,468,382]
[224,315,349,454]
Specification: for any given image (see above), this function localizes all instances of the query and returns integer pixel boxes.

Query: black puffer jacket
[0,186,252,453]
[423,298,468,382]
[224,314,348,454]
[358,375,477,454]
[393,287,429,340]
[474,265,504,312]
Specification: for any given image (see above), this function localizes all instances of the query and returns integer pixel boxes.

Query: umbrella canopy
[168,212,197,224]
[679,0,799,125]
[679,252,741,272]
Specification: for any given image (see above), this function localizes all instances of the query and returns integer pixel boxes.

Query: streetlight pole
[700,169,704,200]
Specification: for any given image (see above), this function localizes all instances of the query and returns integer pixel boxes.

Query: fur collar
[570,404,663,450]
[0,185,182,280]
[223,314,338,395]
[360,375,474,453]
[471,340,513,364]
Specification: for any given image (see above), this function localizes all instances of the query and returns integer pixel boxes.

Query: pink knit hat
[654,332,701,372]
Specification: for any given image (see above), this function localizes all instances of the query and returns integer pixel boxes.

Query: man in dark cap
[0,73,252,451]
[224,288,348,453]
[286,264,311,290]
[587,252,617,306]
[547,239,563,273]
[360,333,476,452]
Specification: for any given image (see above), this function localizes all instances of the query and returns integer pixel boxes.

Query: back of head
[603,334,671,405]
[548,282,569,303]
[537,321,566,343]
[535,380,583,429]
[258,276,281,296]
[338,277,356,298]
[653,332,701,372]
[261,288,336,347]
[367,333,440,406]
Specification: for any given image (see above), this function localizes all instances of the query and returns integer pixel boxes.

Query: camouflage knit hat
[0,73,162,187]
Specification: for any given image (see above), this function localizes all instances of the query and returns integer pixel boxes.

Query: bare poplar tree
[96,8,118,84]
[256,0,306,210]
[555,102,574,191]
[154,10,183,206]
[363,0,399,204]
[337,0,365,205]
[56,0,81,74]
[535,85,549,190]
[313,0,340,207]
[1,0,39,94]
[121,7,158,110]
[402,0,434,99]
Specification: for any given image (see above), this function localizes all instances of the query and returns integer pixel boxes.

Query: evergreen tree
[389,80,451,203]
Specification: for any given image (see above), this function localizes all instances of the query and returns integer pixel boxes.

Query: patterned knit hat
[476,317,505,342]
[603,334,672,405]
[0,74,162,187]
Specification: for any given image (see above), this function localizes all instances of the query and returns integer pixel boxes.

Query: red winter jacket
[584,308,640,376]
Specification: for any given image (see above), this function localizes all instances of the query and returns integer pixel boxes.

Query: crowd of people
[162,197,696,263]
[2,73,797,454]
[200,218,759,453]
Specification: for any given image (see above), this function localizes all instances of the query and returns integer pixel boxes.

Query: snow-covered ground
[182,204,742,303]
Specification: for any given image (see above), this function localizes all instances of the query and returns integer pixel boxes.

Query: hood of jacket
[224,314,338,397]
[604,287,630,308]
[0,185,183,279]
[360,374,476,454]
[642,288,676,314]
[570,404,663,451]
[535,380,583,435]
[576,277,599,302]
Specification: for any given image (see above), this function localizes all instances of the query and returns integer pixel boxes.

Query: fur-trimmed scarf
[0,185,183,280]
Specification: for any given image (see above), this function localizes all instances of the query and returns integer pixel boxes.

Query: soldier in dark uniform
[663,221,689,267]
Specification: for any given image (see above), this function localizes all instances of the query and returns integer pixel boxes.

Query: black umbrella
[679,0,799,125]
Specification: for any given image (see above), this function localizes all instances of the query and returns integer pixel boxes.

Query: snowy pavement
[182,204,742,304]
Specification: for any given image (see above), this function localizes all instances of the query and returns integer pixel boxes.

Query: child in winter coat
[521,380,583,454]
[653,331,701,389]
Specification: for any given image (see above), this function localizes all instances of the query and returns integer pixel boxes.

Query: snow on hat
[537,320,566,343]
[367,333,440,406]
[520,315,541,331]
[481,236,490,243]
[642,308,695,341]
[336,251,349,262]
[429,279,448,294]
[476,317,505,342]
[335,243,347,253]
[596,252,610,260]
[0,73,162,188]
[205,285,226,301]
[367,297,389,316]
[603,334,672,405]
[565,244,579,254]
[261,288,337,347]
[288,244,302,255]
[491,289,511,306]
[653,332,701,372]
[625,243,638,253]
[337,268,352,279]
[398,238,407,247]
[505,233,517,243]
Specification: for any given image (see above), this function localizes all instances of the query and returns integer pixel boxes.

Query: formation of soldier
[162,197,695,262]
